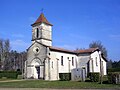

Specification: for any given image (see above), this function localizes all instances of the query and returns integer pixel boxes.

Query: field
[0,80,119,89]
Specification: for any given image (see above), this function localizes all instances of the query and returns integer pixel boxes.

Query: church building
[24,13,107,81]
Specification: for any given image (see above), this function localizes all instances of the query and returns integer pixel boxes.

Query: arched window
[61,56,63,65]
[36,28,39,38]
[72,57,74,66]
[52,61,53,68]
[96,57,98,66]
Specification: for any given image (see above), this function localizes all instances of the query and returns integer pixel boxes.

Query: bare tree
[0,38,27,71]
[89,41,107,58]
[9,50,15,70]
[3,39,10,70]
[0,39,4,70]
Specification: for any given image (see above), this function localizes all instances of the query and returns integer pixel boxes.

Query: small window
[91,59,94,72]
[36,28,39,38]
[72,57,74,66]
[61,56,63,65]
[49,53,50,55]
[52,61,53,68]
[96,57,98,66]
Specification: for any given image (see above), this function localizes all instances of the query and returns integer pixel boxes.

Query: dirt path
[0,88,117,90]
[0,79,25,83]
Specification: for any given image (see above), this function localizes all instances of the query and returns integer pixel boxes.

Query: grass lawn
[0,80,119,89]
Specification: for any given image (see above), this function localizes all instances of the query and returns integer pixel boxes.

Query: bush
[102,75,108,84]
[108,68,120,72]
[0,71,22,79]
[59,73,71,81]
[108,72,120,84]
[108,73,112,83]
[1,77,7,79]
[85,78,91,82]
[17,75,23,79]
[89,72,100,82]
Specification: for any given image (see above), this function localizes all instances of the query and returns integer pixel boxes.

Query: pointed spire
[31,13,53,26]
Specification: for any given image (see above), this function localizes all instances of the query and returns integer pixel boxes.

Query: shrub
[89,72,100,82]
[108,68,120,72]
[1,77,7,79]
[108,72,120,84]
[102,75,108,84]
[17,75,23,79]
[85,78,91,82]
[0,71,22,79]
[59,73,71,81]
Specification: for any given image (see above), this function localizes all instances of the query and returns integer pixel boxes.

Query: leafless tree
[0,38,27,71]
[89,41,107,58]
[0,39,4,70]
[3,39,10,70]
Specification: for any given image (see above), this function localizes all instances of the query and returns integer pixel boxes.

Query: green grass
[0,80,119,89]
[0,78,15,81]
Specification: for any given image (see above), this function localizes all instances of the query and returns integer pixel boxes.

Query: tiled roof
[101,53,108,62]
[49,47,107,62]
[75,48,99,54]
[31,13,53,26]
[49,46,76,54]
[49,47,99,54]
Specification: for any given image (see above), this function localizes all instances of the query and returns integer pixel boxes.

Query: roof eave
[31,22,53,27]
[49,47,76,54]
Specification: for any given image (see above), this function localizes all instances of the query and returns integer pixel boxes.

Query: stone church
[24,13,107,81]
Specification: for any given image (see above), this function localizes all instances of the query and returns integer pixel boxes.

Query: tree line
[0,39,26,71]
[107,60,120,69]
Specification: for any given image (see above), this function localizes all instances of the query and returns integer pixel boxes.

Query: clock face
[33,46,40,54]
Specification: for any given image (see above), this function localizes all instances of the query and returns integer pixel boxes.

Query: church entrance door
[31,58,44,79]
[35,66,40,79]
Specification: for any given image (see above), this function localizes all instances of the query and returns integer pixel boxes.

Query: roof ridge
[49,46,76,54]
[49,47,99,54]
[74,48,99,53]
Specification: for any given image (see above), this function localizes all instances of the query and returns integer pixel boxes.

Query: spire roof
[31,13,53,26]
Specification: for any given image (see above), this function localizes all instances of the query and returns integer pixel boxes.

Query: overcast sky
[0,0,120,61]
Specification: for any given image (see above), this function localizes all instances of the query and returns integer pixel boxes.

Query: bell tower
[31,13,53,46]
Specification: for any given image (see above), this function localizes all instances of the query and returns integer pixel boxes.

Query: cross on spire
[41,8,44,13]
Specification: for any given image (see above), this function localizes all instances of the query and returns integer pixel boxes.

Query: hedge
[108,68,120,72]
[108,72,120,84]
[0,71,22,79]
[59,73,71,81]
[89,72,100,82]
